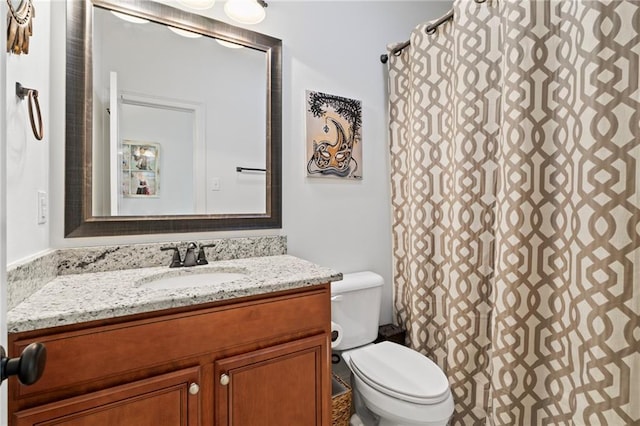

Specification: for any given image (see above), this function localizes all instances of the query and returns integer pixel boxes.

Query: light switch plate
[37,191,48,224]
[211,178,220,191]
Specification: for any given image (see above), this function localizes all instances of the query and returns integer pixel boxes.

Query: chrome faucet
[161,242,208,268]
[182,242,198,267]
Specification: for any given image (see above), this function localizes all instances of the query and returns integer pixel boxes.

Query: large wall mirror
[66,0,282,237]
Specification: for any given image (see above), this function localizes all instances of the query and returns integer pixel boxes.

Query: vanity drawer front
[11,287,329,400]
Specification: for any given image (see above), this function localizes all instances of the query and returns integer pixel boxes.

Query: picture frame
[305,90,362,179]
[121,141,160,197]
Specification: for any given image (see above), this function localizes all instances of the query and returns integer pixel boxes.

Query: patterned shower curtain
[387,1,640,424]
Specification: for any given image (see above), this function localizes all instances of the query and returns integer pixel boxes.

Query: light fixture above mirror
[110,10,149,24]
[216,39,243,49]
[224,0,267,25]
[167,25,203,38]
[176,0,215,11]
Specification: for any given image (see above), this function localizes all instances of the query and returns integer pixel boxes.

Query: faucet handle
[196,243,216,265]
[160,246,183,268]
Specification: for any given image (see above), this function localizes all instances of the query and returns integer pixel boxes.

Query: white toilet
[332,272,454,426]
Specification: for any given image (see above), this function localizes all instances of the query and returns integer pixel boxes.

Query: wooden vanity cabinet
[13,367,202,426]
[215,335,326,425]
[8,285,332,426]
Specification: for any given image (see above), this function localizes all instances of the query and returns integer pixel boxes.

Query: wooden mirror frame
[65,0,282,237]
[6,0,34,54]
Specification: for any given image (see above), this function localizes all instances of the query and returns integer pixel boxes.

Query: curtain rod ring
[27,90,44,141]
[475,0,487,3]
[425,26,437,35]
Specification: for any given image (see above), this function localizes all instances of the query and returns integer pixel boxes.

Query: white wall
[34,2,452,327]
[5,1,51,266]
[259,1,452,324]
[3,0,52,420]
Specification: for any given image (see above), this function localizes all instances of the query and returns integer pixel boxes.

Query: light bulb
[110,11,149,24]
[176,0,216,10]
[167,26,203,38]
[224,0,266,25]
[216,39,243,49]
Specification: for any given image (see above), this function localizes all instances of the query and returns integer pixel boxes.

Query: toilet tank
[331,271,383,351]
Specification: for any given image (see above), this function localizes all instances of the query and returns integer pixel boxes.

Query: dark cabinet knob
[0,343,47,386]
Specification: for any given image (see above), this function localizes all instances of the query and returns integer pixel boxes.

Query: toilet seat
[348,341,450,405]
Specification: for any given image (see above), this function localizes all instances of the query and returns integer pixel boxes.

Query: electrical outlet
[37,191,48,224]
[211,178,220,191]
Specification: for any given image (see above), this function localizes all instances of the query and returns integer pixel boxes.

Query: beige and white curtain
[387,0,640,424]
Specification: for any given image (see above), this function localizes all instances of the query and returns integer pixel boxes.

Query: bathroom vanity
[7,254,339,426]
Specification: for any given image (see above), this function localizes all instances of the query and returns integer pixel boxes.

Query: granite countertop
[8,255,342,333]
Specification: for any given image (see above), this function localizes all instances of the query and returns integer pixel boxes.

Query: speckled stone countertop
[8,255,342,333]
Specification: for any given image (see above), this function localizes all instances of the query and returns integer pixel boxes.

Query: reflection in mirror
[65,0,282,237]
[92,7,267,217]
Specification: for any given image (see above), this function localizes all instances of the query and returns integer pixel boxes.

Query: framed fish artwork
[305,90,362,179]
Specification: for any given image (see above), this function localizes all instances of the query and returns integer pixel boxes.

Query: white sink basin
[139,269,247,290]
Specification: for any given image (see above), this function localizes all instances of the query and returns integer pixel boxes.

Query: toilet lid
[349,341,450,405]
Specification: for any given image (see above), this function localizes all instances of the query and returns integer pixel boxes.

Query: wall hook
[16,82,44,141]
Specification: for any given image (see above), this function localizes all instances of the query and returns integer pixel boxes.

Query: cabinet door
[13,367,201,426]
[215,334,330,426]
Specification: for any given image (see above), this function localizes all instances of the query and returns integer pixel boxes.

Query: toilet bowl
[341,342,454,426]
[331,272,454,426]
